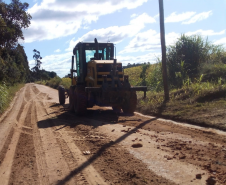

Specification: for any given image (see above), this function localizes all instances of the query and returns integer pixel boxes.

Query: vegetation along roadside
[0,83,24,115]
[126,34,226,131]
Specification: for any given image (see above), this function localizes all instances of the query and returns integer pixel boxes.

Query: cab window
[76,49,80,76]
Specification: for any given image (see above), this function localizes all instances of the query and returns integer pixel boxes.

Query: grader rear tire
[122,92,137,114]
[74,86,87,116]
[58,85,65,105]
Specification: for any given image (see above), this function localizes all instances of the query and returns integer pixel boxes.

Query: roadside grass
[36,77,71,90]
[136,82,226,131]
[0,82,25,115]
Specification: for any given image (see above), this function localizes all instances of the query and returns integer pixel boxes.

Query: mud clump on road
[131,143,143,148]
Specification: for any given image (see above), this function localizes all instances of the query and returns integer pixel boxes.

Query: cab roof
[89,60,121,64]
[74,41,114,48]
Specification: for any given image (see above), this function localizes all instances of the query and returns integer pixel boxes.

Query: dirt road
[0,83,226,185]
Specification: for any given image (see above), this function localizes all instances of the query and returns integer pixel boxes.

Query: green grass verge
[136,82,226,131]
[0,83,25,115]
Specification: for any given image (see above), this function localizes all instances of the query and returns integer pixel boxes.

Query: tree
[49,71,57,78]
[0,0,32,48]
[0,3,6,28]
[166,34,226,88]
[32,49,42,80]
[139,64,149,86]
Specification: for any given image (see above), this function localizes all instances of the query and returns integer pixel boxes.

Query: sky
[4,0,226,77]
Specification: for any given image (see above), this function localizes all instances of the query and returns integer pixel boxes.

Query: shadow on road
[37,103,157,185]
[38,103,138,129]
[56,118,157,185]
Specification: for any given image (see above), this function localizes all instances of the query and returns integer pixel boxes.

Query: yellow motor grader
[58,38,147,115]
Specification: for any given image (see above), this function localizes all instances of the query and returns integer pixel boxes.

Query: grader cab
[58,38,147,115]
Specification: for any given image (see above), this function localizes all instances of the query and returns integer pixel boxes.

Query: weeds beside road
[137,82,226,131]
[0,82,24,115]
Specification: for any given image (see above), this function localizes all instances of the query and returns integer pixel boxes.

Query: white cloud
[83,25,90,29]
[166,32,180,46]
[182,11,212,24]
[214,37,226,46]
[165,11,213,24]
[119,27,224,55]
[131,13,137,18]
[129,12,156,25]
[165,12,196,23]
[154,13,159,20]
[54,49,61,52]
[24,0,148,43]
[119,29,179,54]
[186,29,225,36]
[66,13,156,52]
[119,29,160,54]
[117,52,161,66]
[27,12,156,77]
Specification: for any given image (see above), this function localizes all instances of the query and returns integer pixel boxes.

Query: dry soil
[0,83,226,185]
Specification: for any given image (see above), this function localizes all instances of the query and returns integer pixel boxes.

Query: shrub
[0,82,9,113]
[146,62,163,92]
[166,34,226,88]
[45,76,62,89]
[124,66,142,86]
[200,63,226,83]
[61,78,71,89]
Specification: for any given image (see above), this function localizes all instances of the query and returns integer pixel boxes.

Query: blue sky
[5,0,226,77]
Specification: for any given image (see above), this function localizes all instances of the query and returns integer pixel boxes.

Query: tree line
[0,0,56,85]
[123,62,151,69]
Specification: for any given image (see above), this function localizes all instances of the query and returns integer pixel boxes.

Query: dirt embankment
[0,83,226,185]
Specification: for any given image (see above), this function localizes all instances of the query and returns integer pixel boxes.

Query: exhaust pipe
[94,38,99,59]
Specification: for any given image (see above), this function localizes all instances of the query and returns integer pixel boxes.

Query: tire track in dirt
[0,85,27,167]
[8,100,42,185]
[0,84,48,185]
[0,84,27,153]
[31,85,40,95]
[35,100,76,185]
[39,98,107,185]
[16,84,29,122]
[53,121,107,185]
[8,132,38,185]
[0,128,14,166]
[0,99,32,185]
[56,137,90,185]
[32,101,50,185]
[24,84,32,102]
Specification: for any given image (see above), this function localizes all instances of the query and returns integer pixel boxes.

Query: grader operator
[58,38,147,115]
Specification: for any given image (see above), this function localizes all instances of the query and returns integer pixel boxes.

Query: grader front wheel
[58,85,65,105]
[74,86,87,116]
